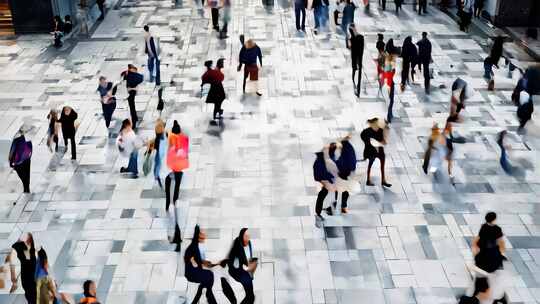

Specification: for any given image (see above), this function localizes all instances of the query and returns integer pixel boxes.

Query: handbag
[142,150,153,176]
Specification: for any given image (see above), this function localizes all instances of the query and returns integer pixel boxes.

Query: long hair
[37,248,48,270]
[171,120,181,134]
[120,119,131,133]
[83,280,95,298]
[228,228,248,260]
[184,225,201,264]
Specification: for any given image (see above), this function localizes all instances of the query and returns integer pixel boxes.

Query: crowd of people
[3,0,538,303]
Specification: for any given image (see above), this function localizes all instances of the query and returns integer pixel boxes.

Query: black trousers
[14,159,31,193]
[315,187,328,216]
[387,81,395,122]
[352,65,362,96]
[422,61,430,93]
[401,59,411,85]
[127,90,138,127]
[165,171,183,211]
[294,4,306,30]
[418,0,427,14]
[230,269,255,304]
[187,269,217,304]
[64,134,76,159]
[213,100,223,119]
[102,101,116,128]
[97,2,105,18]
[381,0,386,10]
[22,280,37,304]
[211,8,219,29]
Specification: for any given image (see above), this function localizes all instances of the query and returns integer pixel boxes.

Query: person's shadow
[207,119,226,138]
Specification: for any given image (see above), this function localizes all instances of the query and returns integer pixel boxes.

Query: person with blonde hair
[238,38,263,96]
[152,119,167,188]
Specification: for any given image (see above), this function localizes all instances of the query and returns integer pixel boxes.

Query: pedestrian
[117,119,145,177]
[400,36,418,90]
[382,40,397,122]
[184,225,218,304]
[294,0,307,31]
[483,56,496,90]
[202,58,226,120]
[348,24,364,97]
[97,0,105,20]
[313,147,336,220]
[219,0,231,39]
[238,39,263,96]
[35,248,60,304]
[227,228,257,304]
[52,16,64,48]
[122,64,144,129]
[459,0,473,32]
[496,130,512,174]
[474,0,484,17]
[166,120,189,252]
[380,0,386,10]
[490,36,504,67]
[46,109,59,152]
[143,25,159,82]
[472,212,506,273]
[208,0,220,31]
[416,32,432,94]
[395,0,402,14]
[152,119,167,188]
[97,76,117,129]
[64,15,73,34]
[422,124,453,181]
[448,77,473,123]
[59,106,78,160]
[376,33,385,54]
[516,90,533,133]
[341,0,356,43]
[360,118,391,187]
[326,136,357,215]
[6,233,37,303]
[9,129,32,194]
[418,0,427,14]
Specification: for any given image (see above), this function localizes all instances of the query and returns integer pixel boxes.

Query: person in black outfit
[400,36,418,90]
[489,36,504,68]
[184,225,218,304]
[458,277,491,304]
[59,106,78,160]
[395,0,402,14]
[325,136,357,215]
[380,0,386,10]
[97,0,106,20]
[416,32,432,94]
[122,64,144,129]
[348,24,364,97]
[64,15,73,34]
[294,0,307,31]
[228,228,256,304]
[418,0,427,15]
[472,212,506,273]
[9,131,32,194]
[376,33,385,54]
[6,233,37,304]
[361,118,391,187]
[313,149,335,220]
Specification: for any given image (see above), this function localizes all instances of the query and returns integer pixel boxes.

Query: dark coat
[59,109,78,137]
[350,34,364,69]
[416,38,432,64]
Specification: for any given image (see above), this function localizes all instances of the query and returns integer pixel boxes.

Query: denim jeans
[294,3,306,30]
[319,5,329,30]
[314,6,321,29]
[147,56,155,82]
[154,153,162,180]
[127,150,138,174]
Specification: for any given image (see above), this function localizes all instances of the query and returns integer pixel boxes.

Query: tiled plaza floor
[0,0,539,303]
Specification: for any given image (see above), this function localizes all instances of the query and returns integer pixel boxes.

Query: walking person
[184,225,218,304]
[59,106,78,160]
[489,36,504,68]
[35,249,60,304]
[202,58,226,120]
[472,212,507,274]
[97,76,117,129]
[9,130,32,194]
[459,0,474,32]
[219,0,231,39]
[117,119,145,177]
[6,233,38,303]
[152,119,167,189]
[395,0,402,14]
[422,124,454,183]
[143,25,159,83]
[325,136,357,215]
[294,0,307,31]
[448,77,473,123]
[375,33,385,94]
[208,0,220,31]
[97,0,106,20]
[496,130,513,174]
[516,90,534,133]
[416,32,432,94]
[228,228,257,304]
[313,147,336,220]
[418,0,427,15]
[238,39,263,96]
[122,64,144,129]
[382,40,397,122]
[165,120,189,252]
[348,24,364,97]
[361,118,391,187]
[483,56,496,91]
[341,0,356,43]
[46,110,59,153]
[400,36,418,90]
[459,277,492,304]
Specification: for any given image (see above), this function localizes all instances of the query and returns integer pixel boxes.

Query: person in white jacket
[117,119,146,177]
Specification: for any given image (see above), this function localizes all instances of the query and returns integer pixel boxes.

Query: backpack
[167,134,189,172]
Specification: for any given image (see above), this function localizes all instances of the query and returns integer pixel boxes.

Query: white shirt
[233,244,252,268]
[198,243,207,261]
